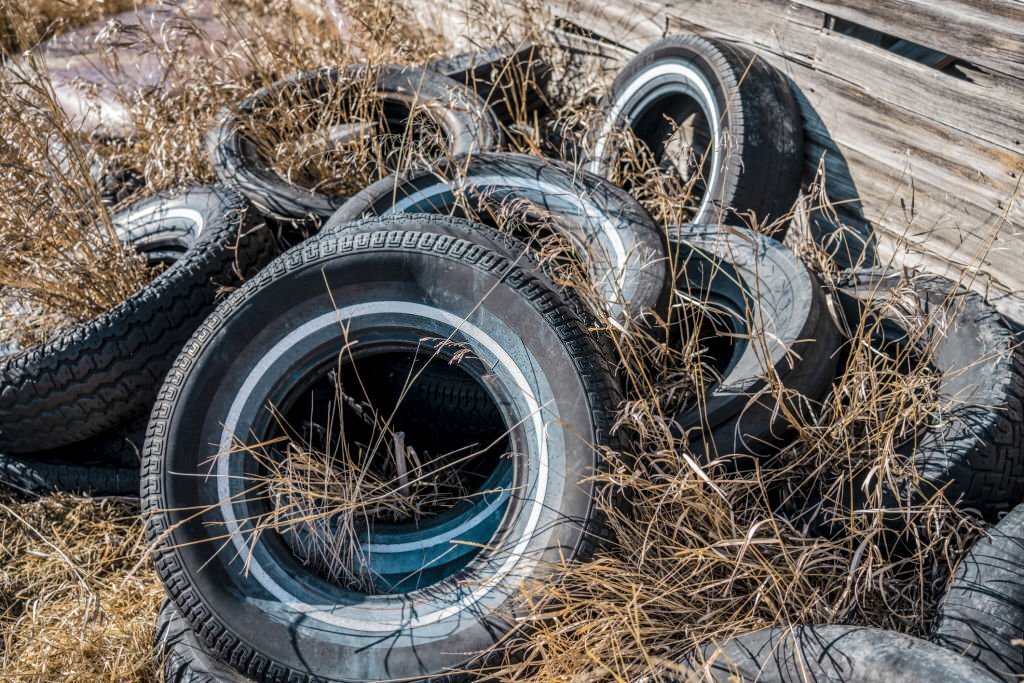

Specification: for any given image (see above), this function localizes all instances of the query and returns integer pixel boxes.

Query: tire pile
[3,31,1024,683]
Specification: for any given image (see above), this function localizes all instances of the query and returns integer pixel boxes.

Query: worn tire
[381,362,506,439]
[671,226,840,458]
[0,187,273,453]
[588,35,804,236]
[0,452,137,497]
[144,213,622,682]
[211,64,501,225]
[428,42,552,125]
[328,152,670,321]
[661,625,1001,682]
[931,504,1024,680]
[156,600,249,683]
[823,270,1024,523]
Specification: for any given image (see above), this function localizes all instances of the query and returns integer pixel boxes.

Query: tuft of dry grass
[0,0,141,55]
[0,58,153,349]
[0,493,161,681]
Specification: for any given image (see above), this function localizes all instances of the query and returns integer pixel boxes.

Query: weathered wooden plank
[541,0,1024,321]
[795,0,1024,80]
[808,32,1024,156]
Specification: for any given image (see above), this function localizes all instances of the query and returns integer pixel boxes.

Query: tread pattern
[156,599,250,683]
[143,213,623,683]
[835,271,1024,520]
[932,505,1024,681]
[0,452,137,497]
[667,624,1002,682]
[0,187,276,453]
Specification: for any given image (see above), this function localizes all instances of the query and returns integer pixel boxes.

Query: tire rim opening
[257,347,513,595]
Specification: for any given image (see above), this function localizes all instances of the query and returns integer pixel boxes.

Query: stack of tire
[0,187,276,497]
[5,28,1023,683]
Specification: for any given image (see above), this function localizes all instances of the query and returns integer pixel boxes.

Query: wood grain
[542,0,1024,322]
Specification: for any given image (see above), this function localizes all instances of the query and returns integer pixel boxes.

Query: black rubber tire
[932,504,1024,681]
[819,270,1024,524]
[73,412,147,468]
[428,42,552,125]
[156,600,249,683]
[0,186,274,453]
[0,452,137,497]
[211,64,502,225]
[328,152,670,322]
[0,413,146,497]
[380,362,507,440]
[588,35,804,236]
[662,624,1002,682]
[143,213,622,682]
[671,226,840,458]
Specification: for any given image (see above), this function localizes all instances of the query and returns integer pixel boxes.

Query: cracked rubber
[0,186,275,453]
[143,213,622,682]
[932,504,1024,681]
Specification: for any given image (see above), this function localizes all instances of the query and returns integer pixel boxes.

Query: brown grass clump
[0,61,153,349]
[0,0,140,55]
[0,0,442,346]
[0,493,161,682]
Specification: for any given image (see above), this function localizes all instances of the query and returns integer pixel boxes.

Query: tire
[0,186,274,453]
[428,42,552,125]
[328,152,671,321]
[73,412,148,468]
[587,35,804,236]
[279,358,513,593]
[211,64,502,225]
[661,625,1001,682]
[932,504,1024,681]
[671,226,839,458]
[380,362,507,440]
[156,600,249,683]
[819,270,1024,523]
[143,213,622,682]
[0,453,137,497]
[0,413,146,497]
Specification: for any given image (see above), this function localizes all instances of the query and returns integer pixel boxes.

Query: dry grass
[0,493,161,681]
[0,0,450,347]
[0,0,141,55]
[0,59,154,349]
[0,1,1020,682]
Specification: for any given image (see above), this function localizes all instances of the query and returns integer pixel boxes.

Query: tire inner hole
[262,349,512,594]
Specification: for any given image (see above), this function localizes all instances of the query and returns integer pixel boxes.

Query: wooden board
[543,0,1024,321]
